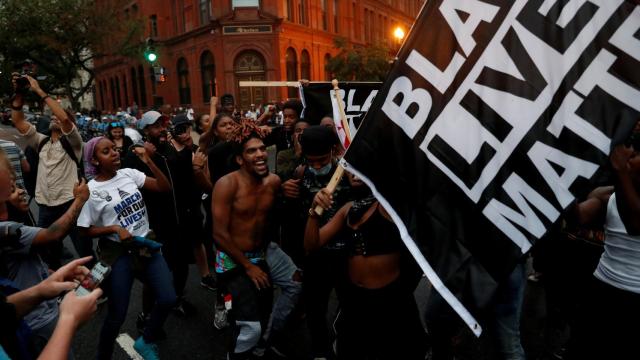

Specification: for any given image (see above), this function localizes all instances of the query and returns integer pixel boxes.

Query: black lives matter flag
[342,0,640,335]
[300,82,381,148]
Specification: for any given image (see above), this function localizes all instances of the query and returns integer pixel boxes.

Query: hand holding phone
[75,261,111,297]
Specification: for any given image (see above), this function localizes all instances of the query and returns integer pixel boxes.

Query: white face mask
[309,162,332,176]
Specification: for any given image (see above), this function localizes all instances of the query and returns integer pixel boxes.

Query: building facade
[93,0,424,114]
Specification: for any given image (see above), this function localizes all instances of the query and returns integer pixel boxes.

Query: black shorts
[218,261,273,323]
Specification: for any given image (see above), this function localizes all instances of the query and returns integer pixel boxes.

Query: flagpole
[314,79,350,216]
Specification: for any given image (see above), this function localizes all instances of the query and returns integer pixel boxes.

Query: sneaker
[137,312,166,340]
[200,274,217,291]
[136,312,147,334]
[133,336,160,360]
[172,297,197,317]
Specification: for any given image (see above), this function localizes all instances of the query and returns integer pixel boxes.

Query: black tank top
[346,199,404,257]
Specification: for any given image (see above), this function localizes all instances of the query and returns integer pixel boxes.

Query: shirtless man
[212,124,281,360]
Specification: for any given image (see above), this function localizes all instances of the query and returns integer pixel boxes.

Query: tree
[0,0,143,109]
[325,37,393,82]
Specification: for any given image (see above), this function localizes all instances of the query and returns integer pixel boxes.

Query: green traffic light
[146,52,157,62]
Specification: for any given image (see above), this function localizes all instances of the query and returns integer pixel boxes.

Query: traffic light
[153,66,167,83]
[144,38,157,63]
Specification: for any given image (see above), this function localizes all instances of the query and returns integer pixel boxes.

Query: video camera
[14,60,36,94]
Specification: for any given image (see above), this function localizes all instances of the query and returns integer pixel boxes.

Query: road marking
[116,333,143,360]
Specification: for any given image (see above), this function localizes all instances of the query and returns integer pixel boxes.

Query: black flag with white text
[300,82,381,148]
[343,0,640,335]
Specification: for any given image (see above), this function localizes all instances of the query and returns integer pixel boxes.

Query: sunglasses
[110,122,123,128]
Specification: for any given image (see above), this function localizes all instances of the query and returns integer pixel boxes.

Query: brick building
[94,0,423,114]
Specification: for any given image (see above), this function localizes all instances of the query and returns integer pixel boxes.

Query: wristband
[41,95,51,101]
[10,104,23,111]
[308,208,320,218]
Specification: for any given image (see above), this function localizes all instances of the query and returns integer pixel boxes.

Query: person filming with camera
[10,74,91,268]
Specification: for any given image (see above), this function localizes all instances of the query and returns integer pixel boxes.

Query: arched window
[122,74,128,107]
[115,76,121,108]
[138,65,147,107]
[200,51,215,103]
[301,49,311,81]
[324,53,332,81]
[177,58,191,105]
[99,80,106,110]
[110,77,117,110]
[131,67,139,106]
[285,47,298,98]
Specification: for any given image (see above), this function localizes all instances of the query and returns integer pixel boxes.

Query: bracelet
[41,95,50,101]
[192,165,204,170]
[10,104,23,111]
[308,208,320,218]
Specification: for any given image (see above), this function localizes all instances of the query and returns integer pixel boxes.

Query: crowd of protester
[1,73,639,360]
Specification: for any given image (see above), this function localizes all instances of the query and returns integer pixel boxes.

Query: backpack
[36,136,85,180]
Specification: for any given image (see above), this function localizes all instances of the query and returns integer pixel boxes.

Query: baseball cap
[171,114,190,127]
[138,111,165,129]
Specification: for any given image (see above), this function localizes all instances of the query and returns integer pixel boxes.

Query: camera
[0,222,23,251]
[14,60,36,94]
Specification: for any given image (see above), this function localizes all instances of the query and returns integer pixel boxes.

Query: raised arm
[209,96,217,120]
[304,189,349,253]
[610,144,640,234]
[132,146,171,192]
[32,180,89,245]
[10,74,32,135]
[192,150,213,193]
[198,96,218,150]
[27,76,74,134]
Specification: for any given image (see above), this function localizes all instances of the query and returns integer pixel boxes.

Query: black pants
[337,276,428,360]
[567,277,640,359]
[303,248,349,358]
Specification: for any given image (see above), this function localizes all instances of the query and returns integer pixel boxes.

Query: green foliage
[324,37,393,82]
[0,0,143,108]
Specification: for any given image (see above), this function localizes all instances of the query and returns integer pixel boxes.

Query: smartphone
[75,261,111,296]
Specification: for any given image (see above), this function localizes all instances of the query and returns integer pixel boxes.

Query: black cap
[300,125,339,156]
[171,114,190,127]
[221,94,234,106]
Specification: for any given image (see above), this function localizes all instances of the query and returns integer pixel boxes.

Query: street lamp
[393,26,406,43]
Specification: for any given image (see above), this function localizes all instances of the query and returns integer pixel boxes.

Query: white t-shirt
[594,193,640,294]
[77,168,149,242]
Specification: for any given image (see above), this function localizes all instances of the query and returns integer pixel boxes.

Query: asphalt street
[48,147,561,360]
[65,249,559,360]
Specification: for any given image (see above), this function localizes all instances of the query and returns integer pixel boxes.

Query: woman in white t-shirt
[77,136,176,360]
[570,143,640,359]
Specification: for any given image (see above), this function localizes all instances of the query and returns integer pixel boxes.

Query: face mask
[309,162,332,176]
